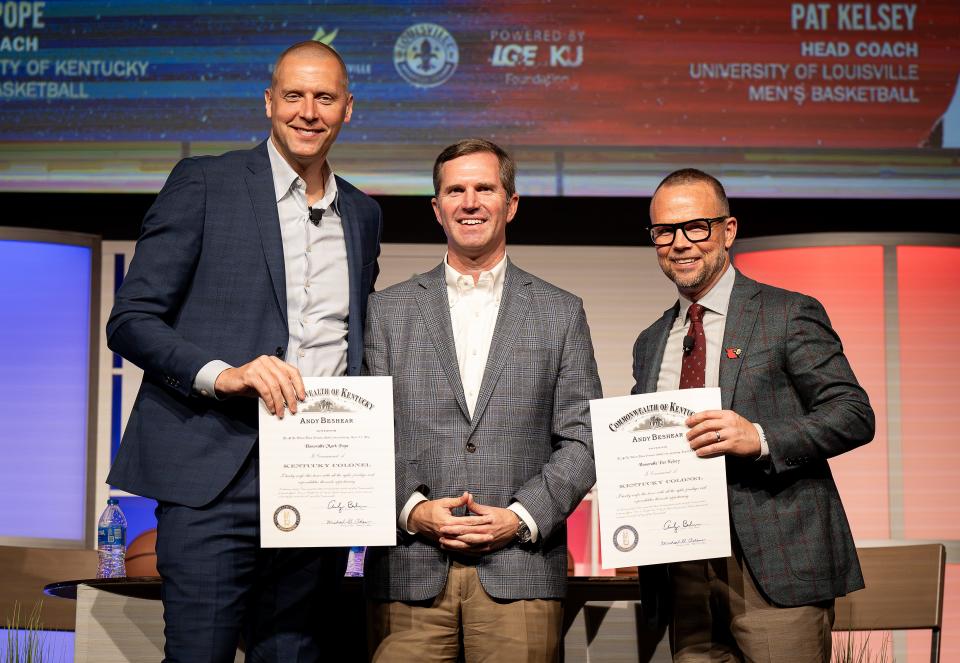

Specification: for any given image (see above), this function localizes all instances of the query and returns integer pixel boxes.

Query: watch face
[516,522,532,543]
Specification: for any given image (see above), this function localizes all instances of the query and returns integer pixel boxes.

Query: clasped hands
[685,409,760,458]
[408,492,519,555]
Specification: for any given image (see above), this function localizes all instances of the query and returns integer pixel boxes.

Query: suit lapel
[336,177,363,296]
[415,264,471,421]
[641,305,679,394]
[469,262,532,432]
[245,143,287,328]
[337,179,363,358]
[719,271,761,410]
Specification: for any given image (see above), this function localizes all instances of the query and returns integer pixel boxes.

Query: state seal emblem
[613,525,639,552]
[273,505,300,532]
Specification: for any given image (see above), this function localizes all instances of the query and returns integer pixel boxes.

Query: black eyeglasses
[646,216,728,246]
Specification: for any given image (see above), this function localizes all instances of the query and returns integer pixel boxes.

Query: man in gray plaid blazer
[364,139,601,661]
[632,169,874,662]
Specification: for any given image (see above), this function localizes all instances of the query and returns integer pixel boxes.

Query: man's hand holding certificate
[590,388,731,569]
[259,376,396,548]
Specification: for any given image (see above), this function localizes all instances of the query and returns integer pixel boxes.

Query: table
[45,575,641,662]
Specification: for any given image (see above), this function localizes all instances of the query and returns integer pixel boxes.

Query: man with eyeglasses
[631,168,874,662]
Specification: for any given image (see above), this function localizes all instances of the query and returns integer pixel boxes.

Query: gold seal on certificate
[258,376,396,548]
[590,388,731,569]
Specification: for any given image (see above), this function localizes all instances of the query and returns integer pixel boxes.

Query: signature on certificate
[327,499,367,513]
[663,518,701,534]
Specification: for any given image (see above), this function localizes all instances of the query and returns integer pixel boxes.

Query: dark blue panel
[112,253,125,369]
[115,495,158,545]
[111,374,123,460]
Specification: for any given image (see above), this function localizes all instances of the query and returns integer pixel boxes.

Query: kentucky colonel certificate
[259,376,395,548]
[590,388,731,568]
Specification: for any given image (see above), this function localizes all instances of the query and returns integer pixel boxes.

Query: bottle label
[97,525,126,547]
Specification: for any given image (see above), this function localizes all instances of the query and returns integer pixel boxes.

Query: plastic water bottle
[344,546,365,577]
[96,498,127,578]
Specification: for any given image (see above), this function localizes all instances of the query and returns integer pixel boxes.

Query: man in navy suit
[632,169,873,662]
[107,41,381,662]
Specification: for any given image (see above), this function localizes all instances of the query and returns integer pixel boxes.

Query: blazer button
[275,346,284,358]
[465,442,477,453]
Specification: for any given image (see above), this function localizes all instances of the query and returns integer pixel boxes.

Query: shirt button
[305,281,311,288]
[465,442,476,453]
[298,350,305,358]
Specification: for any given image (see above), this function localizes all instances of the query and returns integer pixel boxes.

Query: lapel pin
[725,347,742,359]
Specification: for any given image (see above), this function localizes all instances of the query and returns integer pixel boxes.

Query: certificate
[258,376,395,548]
[590,388,730,568]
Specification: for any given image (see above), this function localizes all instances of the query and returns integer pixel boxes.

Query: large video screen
[1,1,958,197]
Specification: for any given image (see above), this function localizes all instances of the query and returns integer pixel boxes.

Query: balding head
[270,41,350,93]
[264,40,354,174]
[651,168,729,217]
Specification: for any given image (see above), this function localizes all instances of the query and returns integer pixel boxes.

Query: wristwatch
[515,518,532,544]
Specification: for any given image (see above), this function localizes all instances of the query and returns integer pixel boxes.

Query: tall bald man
[107,42,381,662]
[632,169,873,662]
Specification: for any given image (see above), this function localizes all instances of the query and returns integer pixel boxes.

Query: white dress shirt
[268,139,349,379]
[398,255,539,541]
[192,138,350,396]
[656,265,768,457]
[446,255,506,418]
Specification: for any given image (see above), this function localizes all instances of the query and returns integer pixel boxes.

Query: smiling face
[432,151,519,272]
[650,181,737,301]
[264,50,352,173]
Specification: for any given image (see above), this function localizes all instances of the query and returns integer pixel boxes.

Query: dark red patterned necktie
[679,303,706,389]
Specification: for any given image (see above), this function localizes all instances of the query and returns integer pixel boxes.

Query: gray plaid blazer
[632,270,874,607]
[363,260,601,601]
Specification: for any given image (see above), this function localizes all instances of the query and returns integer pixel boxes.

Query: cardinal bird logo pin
[725,348,742,359]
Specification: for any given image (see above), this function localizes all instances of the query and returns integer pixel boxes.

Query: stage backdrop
[1,0,958,197]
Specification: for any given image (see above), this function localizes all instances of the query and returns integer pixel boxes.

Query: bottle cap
[107,498,119,505]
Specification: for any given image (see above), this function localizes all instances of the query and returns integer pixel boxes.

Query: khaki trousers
[369,561,562,663]
[669,553,834,663]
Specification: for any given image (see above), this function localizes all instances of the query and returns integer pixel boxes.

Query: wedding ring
[715,431,722,444]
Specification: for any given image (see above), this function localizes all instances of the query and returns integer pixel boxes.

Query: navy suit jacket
[107,141,381,508]
[632,270,874,607]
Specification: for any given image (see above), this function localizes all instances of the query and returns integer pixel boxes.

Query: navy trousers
[155,448,349,663]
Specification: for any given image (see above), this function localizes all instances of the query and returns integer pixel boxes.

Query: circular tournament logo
[613,525,639,552]
[273,505,300,532]
[394,23,458,88]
